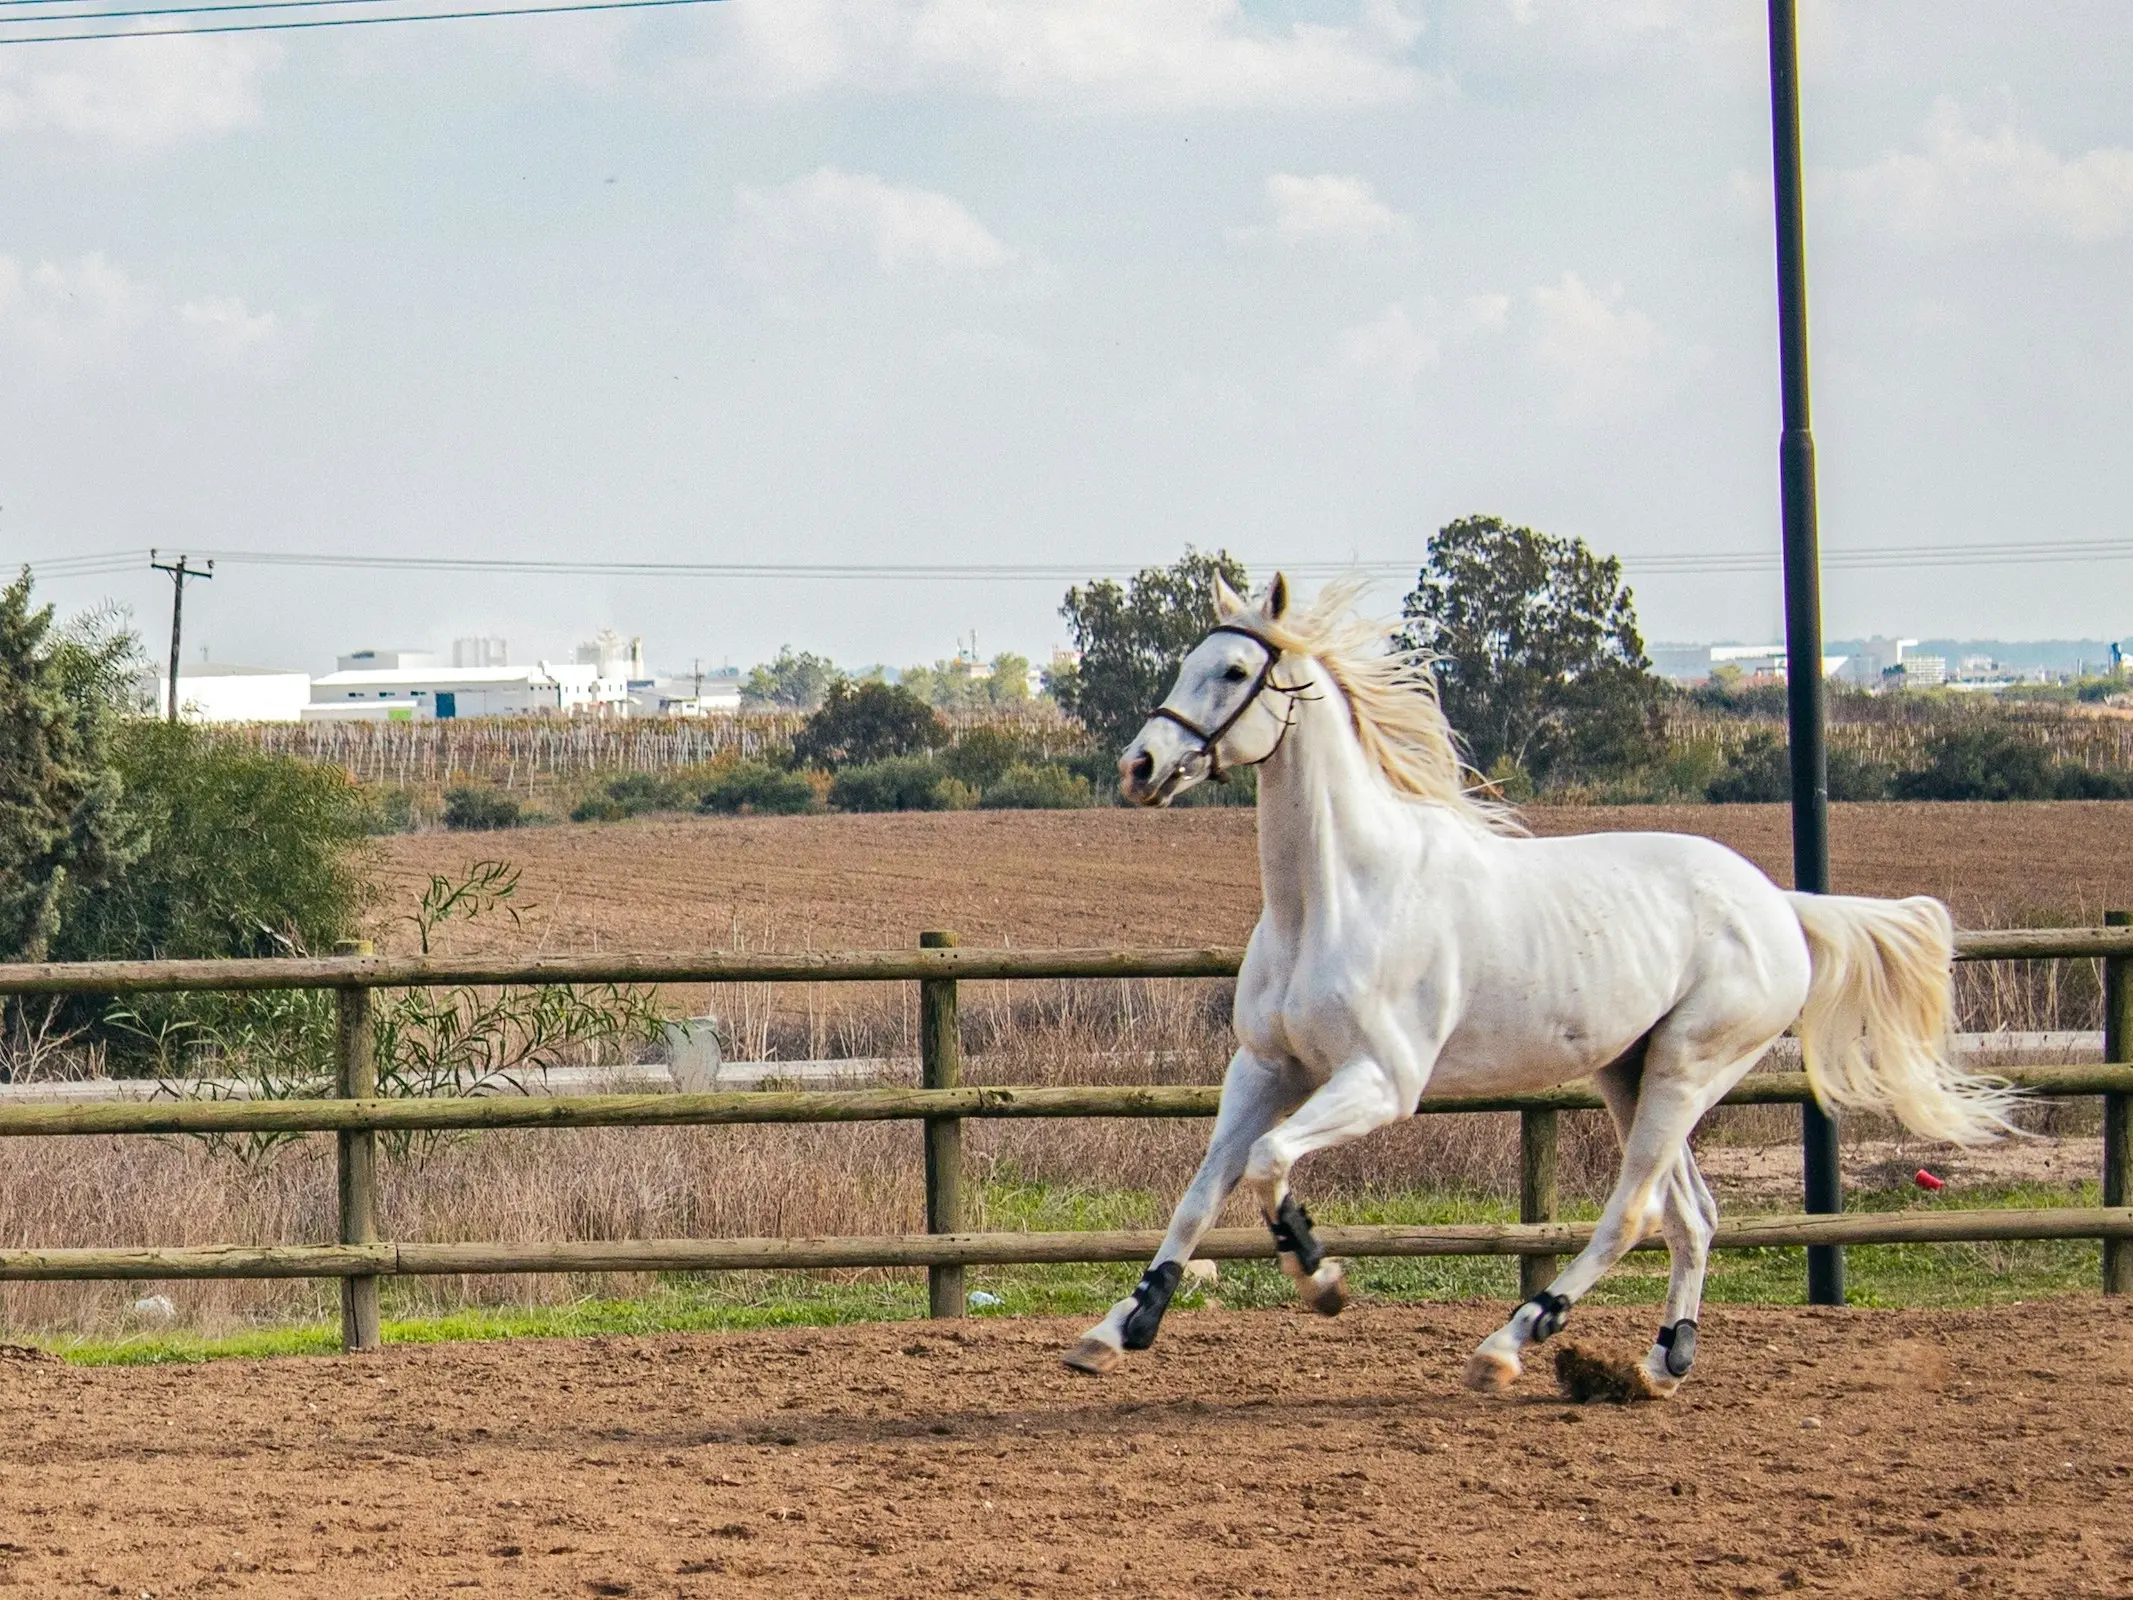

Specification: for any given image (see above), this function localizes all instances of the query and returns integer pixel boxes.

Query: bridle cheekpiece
[1146,623,1310,784]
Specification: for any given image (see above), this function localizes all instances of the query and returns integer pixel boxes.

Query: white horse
[1063,575,2016,1395]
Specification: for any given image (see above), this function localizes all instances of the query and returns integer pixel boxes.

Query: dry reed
[0,953,2108,1340]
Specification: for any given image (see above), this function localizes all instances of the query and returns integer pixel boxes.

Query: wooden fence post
[2105,911,2131,1297]
[1519,1108,1558,1300]
[919,931,963,1318]
[334,939,382,1352]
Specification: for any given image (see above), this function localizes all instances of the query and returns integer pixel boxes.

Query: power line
[0,0,717,44]
[15,538,2133,584]
[1,0,610,23]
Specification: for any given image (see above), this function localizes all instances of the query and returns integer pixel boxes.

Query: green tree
[1055,548,1249,749]
[0,572,135,959]
[790,680,947,770]
[1398,515,1663,782]
[54,722,375,961]
[899,652,1034,712]
[742,647,843,711]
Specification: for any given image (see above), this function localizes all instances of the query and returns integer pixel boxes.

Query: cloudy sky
[6,1,2132,676]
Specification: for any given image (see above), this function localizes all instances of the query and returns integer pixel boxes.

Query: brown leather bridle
[1146,623,1310,784]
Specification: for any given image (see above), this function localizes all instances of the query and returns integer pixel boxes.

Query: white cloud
[705,0,1429,113]
[1338,302,1439,382]
[0,36,281,150]
[1231,173,1416,251]
[0,250,297,371]
[179,295,283,362]
[1459,291,1511,333]
[0,252,156,356]
[1530,271,1652,373]
[731,167,1019,278]
[1834,96,2133,242]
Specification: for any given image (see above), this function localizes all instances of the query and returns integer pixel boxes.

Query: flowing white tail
[1787,892,2021,1146]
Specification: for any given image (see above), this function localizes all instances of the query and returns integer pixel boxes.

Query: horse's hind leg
[1582,1057,1720,1396]
[1622,1152,1718,1396]
[1063,1049,1302,1375]
[1465,1042,1762,1395]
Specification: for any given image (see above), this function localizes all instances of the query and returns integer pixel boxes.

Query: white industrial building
[307,656,629,720]
[628,670,742,717]
[1705,644,1850,682]
[154,663,313,724]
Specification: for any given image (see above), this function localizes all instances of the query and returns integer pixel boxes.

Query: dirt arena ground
[373,801,2133,957]
[4,1300,2128,1598]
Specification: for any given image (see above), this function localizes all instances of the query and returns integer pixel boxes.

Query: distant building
[336,648,438,673]
[1890,654,1947,688]
[628,669,742,718]
[1842,637,1918,688]
[576,630,645,679]
[1704,644,1849,683]
[453,637,508,668]
[308,660,628,720]
[153,663,312,724]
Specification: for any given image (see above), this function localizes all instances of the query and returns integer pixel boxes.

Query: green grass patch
[39,1178,2105,1366]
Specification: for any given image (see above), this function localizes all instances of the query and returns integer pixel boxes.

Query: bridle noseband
[1146,623,1310,784]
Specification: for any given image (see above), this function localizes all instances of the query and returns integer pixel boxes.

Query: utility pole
[150,550,214,723]
[1767,0,1843,1305]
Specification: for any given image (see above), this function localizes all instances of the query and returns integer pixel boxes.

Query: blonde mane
[1249,577,1523,834]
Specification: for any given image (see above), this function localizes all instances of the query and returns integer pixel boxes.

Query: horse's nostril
[1131,752,1155,784]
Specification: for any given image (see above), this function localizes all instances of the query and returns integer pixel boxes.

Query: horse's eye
[1223,664,1250,682]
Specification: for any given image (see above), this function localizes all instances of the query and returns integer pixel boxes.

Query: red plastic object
[1914,1169,1945,1192]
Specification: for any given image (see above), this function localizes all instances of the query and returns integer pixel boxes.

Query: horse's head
[1118,573,1299,807]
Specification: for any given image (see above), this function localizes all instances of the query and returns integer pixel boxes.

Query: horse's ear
[1213,574,1247,618]
[1265,572,1289,621]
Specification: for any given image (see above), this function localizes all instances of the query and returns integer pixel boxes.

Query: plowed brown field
[372,802,2133,955]
[5,1300,2129,1598]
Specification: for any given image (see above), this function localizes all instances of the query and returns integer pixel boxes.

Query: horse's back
[1417,824,1809,1096]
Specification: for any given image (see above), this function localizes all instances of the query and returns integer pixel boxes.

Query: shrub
[443,785,523,831]
[570,771,685,823]
[829,756,975,813]
[941,727,1031,791]
[1706,733,1891,804]
[1891,726,2056,802]
[699,761,818,816]
[791,681,946,769]
[55,721,374,962]
[980,762,1094,810]
[2052,765,2133,800]
[366,787,420,834]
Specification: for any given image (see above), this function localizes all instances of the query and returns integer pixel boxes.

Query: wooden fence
[2,922,2130,1352]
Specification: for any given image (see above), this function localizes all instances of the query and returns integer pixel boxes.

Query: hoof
[1638,1351,1685,1398]
[1061,1336,1123,1376]
[1462,1347,1521,1393]
[1302,1261,1348,1318]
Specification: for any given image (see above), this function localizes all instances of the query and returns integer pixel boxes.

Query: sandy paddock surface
[372,802,2133,957]
[4,1300,2130,1598]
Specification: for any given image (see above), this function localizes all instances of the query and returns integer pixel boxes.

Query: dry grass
[12,799,2131,1342]
[0,982,1630,1341]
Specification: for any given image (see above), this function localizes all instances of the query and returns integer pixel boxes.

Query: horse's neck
[1255,661,1430,934]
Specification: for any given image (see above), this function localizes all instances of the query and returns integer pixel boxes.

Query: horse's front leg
[1062,1049,1302,1375]
[1243,1059,1410,1317]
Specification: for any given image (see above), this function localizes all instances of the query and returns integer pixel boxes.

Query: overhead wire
[15,538,2133,584]
[0,0,718,43]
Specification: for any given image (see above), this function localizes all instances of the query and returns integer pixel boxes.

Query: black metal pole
[1767,0,1843,1305]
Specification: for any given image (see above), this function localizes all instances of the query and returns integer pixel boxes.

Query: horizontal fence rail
[1,924,2130,997]
[3,1208,2127,1283]
[2,923,2130,1351]
[3,1066,2131,1139]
